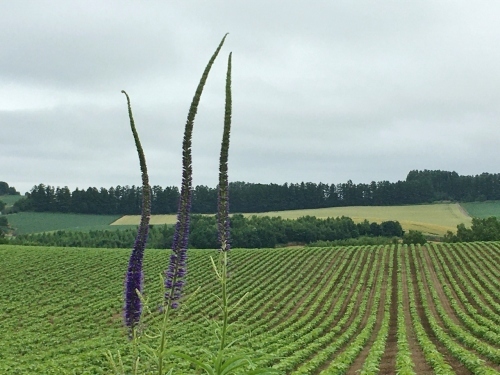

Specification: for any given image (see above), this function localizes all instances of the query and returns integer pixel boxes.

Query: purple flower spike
[164,194,191,308]
[122,90,151,333]
[164,34,228,309]
[217,52,232,253]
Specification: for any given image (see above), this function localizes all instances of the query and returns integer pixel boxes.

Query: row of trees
[444,217,500,242]
[0,216,8,243]
[13,185,179,215]
[0,182,19,196]
[11,170,500,215]
[11,214,404,249]
[0,182,14,242]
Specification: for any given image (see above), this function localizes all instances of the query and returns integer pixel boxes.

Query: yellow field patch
[245,203,471,235]
[111,215,178,226]
[110,203,472,236]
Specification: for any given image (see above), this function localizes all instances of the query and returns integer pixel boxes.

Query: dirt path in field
[457,203,471,218]
[410,247,470,374]
[400,248,434,374]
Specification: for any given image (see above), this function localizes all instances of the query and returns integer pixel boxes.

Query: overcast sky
[2,1,500,194]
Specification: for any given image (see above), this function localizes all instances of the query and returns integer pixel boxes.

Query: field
[6,212,124,234]
[112,203,472,236]
[112,214,179,226]
[0,194,23,207]
[9,201,499,237]
[1,243,500,374]
[461,201,500,219]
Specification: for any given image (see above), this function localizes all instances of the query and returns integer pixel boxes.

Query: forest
[8,169,500,215]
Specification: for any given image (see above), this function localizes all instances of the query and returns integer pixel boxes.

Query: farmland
[0,194,23,207]
[112,202,472,235]
[5,212,125,234]
[461,201,500,219]
[1,243,500,374]
[2,202,478,237]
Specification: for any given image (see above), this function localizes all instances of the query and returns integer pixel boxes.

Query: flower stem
[219,251,229,352]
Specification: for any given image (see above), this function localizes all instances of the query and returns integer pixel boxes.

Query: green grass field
[113,203,472,236]
[461,201,500,218]
[0,194,23,207]
[1,243,500,374]
[6,212,124,234]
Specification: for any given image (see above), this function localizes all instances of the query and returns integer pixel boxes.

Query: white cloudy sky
[2,1,500,194]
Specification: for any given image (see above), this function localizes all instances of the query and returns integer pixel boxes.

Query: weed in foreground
[108,34,275,375]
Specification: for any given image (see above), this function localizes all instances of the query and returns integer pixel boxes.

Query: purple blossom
[217,52,232,253]
[164,192,191,308]
[124,218,149,330]
[122,90,151,333]
[164,34,228,309]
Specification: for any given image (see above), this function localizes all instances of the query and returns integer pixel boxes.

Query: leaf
[170,351,215,375]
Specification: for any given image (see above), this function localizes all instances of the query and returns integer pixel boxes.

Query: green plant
[109,33,277,375]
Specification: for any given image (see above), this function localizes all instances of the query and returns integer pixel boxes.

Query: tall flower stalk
[112,35,278,375]
[218,52,232,255]
[157,34,228,375]
[164,33,228,310]
[216,52,232,354]
[122,90,151,334]
[173,51,277,375]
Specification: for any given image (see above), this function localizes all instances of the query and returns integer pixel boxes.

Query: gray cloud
[2,1,500,194]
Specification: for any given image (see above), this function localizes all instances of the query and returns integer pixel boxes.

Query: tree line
[10,170,500,215]
[444,217,500,242]
[0,181,20,196]
[10,214,403,249]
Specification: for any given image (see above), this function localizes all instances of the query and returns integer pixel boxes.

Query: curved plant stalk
[164,33,228,310]
[122,90,151,336]
[217,51,232,354]
[174,51,278,375]
[159,33,228,375]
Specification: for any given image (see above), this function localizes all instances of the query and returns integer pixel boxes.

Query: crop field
[112,214,179,226]
[0,194,23,206]
[461,201,500,219]
[1,243,500,374]
[112,202,472,235]
[6,212,124,234]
